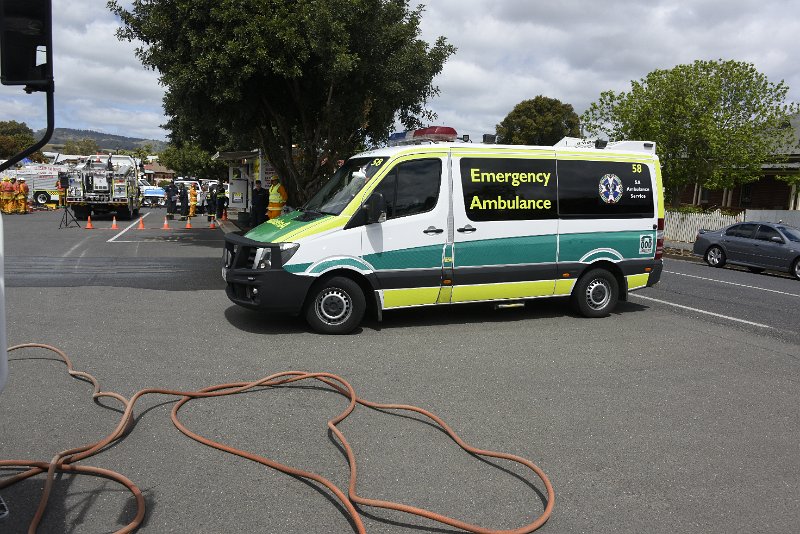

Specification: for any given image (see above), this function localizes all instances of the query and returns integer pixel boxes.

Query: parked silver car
[693,221,800,279]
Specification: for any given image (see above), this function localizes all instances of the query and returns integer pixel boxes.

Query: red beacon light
[412,126,458,142]
[388,126,459,146]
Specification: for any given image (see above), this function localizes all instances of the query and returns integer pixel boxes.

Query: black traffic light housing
[0,0,53,90]
[0,0,55,172]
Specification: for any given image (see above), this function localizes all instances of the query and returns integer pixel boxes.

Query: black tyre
[747,266,765,274]
[34,192,51,204]
[117,206,132,220]
[570,268,619,318]
[304,276,366,334]
[792,258,800,281]
[705,246,726,268]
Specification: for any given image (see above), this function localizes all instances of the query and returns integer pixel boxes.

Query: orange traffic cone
[110,216,119,230]
[222,209,228,221]
[85,216,94,229]
[185,218,192,229]
[209,219,216,229]
[162,217,170,230]
[137,217,145,230]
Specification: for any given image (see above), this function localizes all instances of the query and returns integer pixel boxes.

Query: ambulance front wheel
[571,268,619,318]
[305,276,366,334]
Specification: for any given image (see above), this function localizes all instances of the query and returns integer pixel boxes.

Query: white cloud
[2,1,799,145]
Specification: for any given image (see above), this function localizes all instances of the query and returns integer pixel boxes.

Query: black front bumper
[224,267,314,314]
[223,233,313,314]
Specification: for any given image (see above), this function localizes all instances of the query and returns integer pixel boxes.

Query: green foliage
[496,96,580,146]
[108,0,455,204]
[581,60,799,204]
[62,138,100,155]
[159,143,227,179]
[0,120,46,161]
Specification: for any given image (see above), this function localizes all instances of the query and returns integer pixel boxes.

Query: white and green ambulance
[223,132,664,334]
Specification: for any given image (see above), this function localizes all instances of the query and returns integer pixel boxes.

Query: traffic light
[0,0,53,90]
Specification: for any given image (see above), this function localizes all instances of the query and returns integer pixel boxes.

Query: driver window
[372,158,441,221]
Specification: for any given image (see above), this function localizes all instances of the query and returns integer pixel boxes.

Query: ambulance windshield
[304,157,387,215]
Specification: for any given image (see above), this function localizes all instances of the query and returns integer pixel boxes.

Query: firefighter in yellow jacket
[0,177,12,213]
[189,183,198,217]
[17,177,30,214]
[267,175,287,220]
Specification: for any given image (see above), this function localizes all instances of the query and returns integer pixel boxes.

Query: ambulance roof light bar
[387,126,459,146]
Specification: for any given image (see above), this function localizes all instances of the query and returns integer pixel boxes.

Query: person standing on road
[178,183,189,220]
[9,177,20,215]
[188,183,198,218]
[267,175,287,220]
[207,184,217,221]
[164,180,178,219]
[17,177,29,214]
[215,182,229,220]
[251,179,268,227]
[198,185,207,215]
[1,177,12,214]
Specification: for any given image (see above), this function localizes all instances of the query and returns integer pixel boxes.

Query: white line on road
[108,212,151,243]
[630,294,773,329]
[664,270,800,298]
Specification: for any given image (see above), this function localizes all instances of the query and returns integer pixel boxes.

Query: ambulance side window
[374,158,441,220]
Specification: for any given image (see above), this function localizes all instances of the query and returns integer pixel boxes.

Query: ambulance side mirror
[364,192,387,224]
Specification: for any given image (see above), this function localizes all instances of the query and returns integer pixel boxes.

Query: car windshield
[778,226,800,242]
[303,157,388,215]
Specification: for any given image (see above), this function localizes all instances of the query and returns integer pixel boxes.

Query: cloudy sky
[2,0,799,143]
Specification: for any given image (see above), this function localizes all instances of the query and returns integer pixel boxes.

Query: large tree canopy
[496,96,580,146]
[0,121,46,162]
[109,0,455,204]
[581,59,799,204]
[158,142,227,180]
[62,138,100,155]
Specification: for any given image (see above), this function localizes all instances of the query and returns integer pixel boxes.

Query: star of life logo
[599,174,623,204]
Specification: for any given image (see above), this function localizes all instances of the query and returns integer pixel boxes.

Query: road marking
[108,212,152,243]
[630,294,772,329]
[664,270,800,298]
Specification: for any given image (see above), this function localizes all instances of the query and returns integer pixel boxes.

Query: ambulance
[222,128,664,334]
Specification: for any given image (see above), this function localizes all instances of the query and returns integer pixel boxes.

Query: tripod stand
[59,202,80,229]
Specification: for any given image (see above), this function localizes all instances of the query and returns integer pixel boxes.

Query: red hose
[1,343,553,533]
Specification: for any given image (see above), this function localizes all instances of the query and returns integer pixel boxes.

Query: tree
[109,0,455,205]
[496,96,580,146]
[158,143,227,180]
[581,59,799,205]
[0,120,46,162]
[62,138,100,155]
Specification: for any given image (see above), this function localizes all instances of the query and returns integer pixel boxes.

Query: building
[680,113,800,210]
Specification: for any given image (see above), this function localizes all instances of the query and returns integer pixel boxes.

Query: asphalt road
[1,208,798,533]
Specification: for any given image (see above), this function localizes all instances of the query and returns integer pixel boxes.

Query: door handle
[457,225,476,233]
[423,226,444,235]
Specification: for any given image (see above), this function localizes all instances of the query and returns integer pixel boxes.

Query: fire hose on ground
[1,343,554,533]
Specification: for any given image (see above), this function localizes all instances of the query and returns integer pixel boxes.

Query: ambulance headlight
[254,243,300,269]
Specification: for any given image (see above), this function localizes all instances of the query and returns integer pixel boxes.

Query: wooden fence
[664,210,745,243]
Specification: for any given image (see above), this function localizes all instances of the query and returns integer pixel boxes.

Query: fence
[744,210,800,228]
[664,209,745,243]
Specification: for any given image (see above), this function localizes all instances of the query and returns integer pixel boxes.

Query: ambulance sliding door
[360,153,449,309]
[449,150,559,303]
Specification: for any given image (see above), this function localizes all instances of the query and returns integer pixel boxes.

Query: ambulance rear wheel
[571,268,619,318]
[305,276,365,334]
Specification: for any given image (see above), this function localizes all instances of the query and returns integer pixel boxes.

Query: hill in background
[36,127,168,153]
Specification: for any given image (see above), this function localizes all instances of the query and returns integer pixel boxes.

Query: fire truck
[65,154,141,220]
